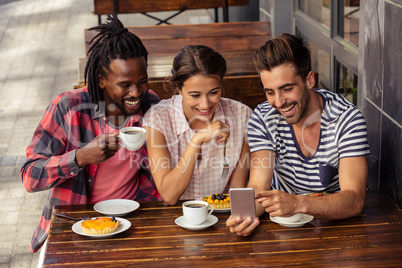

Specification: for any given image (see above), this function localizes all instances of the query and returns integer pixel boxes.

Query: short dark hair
[169,45,226,93]
[253,33,311,82]
[84,13,148,104]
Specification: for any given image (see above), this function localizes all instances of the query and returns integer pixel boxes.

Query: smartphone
[229,188,257,221]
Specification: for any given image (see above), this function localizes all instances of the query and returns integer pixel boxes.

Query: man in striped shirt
[227,33,369,236]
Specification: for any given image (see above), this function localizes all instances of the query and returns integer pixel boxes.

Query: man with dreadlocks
[21,14,160,254]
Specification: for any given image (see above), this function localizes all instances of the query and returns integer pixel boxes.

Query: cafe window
[339,64,358,105]
[292,0,360,101]
[297,28,331,90]
[297,0,330,28]
[343,0,360,47]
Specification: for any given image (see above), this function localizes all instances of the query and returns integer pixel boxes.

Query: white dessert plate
[72,217,131,238]
[270,214,314,228]
[94,199,140,216]
[175,215,218,231]
[196,196,231,213]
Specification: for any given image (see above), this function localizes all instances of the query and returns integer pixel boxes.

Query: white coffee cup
[279,213,302,223]
[119,127,146,151]
[182,200,214,225]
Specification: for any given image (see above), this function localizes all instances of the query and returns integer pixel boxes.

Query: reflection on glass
[296,29,330,90]
[340,64,358,105]
[298,0,330,28]
[344,0,360,47]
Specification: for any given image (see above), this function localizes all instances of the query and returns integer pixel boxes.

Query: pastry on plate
[81,217,120,235]
[202,194,230,209]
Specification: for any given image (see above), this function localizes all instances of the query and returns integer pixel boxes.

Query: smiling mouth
[125,99,140,107]
[195,107,213,115]
[281,103,296,115]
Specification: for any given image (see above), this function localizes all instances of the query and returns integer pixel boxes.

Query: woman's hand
[75,133,119,167]
[192,120,230,146]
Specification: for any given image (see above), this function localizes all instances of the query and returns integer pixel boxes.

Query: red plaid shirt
[20,87,161,253]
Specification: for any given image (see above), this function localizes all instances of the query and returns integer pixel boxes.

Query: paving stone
[12,245,34,256]
[0,156,17,166]
[21,192,48,215]
[0,2,210,268]
[16,156,26,166]
[31,254,40,268]
[0,197,23,212]
[10,254,33,268]
[0,166,17,178]
[0,211,19,225]
[0,225,18,240]
[0,185,8,198]
[0,244,13,258]
[0,257,11,266]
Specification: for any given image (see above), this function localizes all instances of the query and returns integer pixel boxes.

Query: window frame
[293,0,359,94]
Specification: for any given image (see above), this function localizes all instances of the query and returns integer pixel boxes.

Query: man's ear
[306,71,316,89]
[98,74,105,89]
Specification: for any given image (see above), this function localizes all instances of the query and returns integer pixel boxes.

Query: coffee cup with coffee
[182,200,214,225]
[119,126,146,151]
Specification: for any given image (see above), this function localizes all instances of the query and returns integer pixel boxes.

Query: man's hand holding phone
[226,188,260,236]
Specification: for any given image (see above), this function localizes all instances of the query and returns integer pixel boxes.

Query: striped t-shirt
[248,88,370,194]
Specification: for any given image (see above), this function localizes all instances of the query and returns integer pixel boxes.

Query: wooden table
[43,191,402,267]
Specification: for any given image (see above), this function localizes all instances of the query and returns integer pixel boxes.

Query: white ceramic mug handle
[207,204,214,216]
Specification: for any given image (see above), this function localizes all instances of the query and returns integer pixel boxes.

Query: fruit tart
[202,194,230,209]
[308,191,328,196]
[81,217,120,235]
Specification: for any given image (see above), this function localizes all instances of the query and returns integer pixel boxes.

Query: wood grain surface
[84,21,271,55]
[93,0,249,15]
[43,191,402,267]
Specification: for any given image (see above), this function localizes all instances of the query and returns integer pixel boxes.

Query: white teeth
[126,100,139,106]
[282,104,295,114]
[197,108,211,113]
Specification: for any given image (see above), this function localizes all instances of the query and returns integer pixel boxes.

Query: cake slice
[81,217,120,235]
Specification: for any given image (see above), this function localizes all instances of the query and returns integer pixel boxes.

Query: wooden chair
[84,21,270,55]
[80,21,271,109]
[93,0,249,25]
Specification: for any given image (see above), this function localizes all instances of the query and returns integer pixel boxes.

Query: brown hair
[169,45,226,93]
[253,33,311,82]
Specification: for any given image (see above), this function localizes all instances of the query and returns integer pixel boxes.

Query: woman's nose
[199,96,210,109]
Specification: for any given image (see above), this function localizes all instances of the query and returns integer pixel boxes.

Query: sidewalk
[0,1,212,267]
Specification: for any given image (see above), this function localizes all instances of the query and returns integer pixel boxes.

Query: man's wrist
[295,194,308,214]
[75,148,86,167]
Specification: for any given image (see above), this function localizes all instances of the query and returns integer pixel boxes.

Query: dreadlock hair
[253,33,311,83]
[84,13,148,105]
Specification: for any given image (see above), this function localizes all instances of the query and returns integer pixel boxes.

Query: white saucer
[175,215,218,230]
[72,217,131,238]
[270,214,314,228]
[94,199,140,216]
